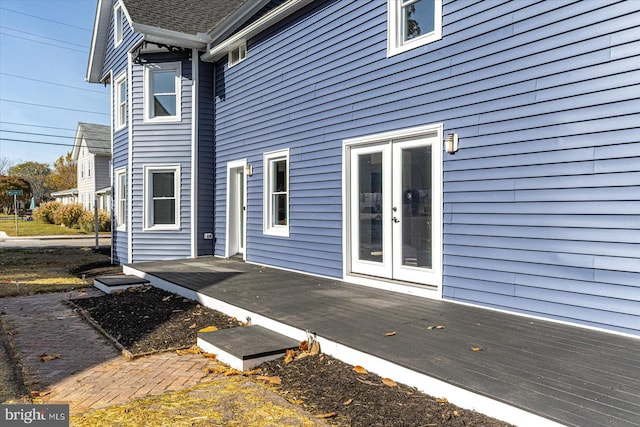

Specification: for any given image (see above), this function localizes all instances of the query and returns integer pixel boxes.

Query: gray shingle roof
[123,0,248,35]
[77,122,110,156]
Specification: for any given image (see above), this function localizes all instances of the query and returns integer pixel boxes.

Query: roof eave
[133,23,212,50]
[202,0,314,62]
[86,0,113,83]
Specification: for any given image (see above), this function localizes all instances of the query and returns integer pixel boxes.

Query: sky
[0,0,110,169]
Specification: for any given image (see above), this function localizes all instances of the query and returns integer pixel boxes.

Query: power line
[0,73,108,95]
[0,121,83,132]
[0,32,87,54]
[1,129,111,143]
[0,7,92,32]
[0,99,109,116]
[0,25,88,48]
[0,138,110,151]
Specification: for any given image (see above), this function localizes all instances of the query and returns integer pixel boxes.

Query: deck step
[197,325,299,371]
[94,275,149,294]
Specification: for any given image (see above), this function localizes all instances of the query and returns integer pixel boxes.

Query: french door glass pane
[401,146,432,268]
[358,152,383,262]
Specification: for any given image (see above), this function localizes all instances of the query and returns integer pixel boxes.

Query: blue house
[87,0,640,338]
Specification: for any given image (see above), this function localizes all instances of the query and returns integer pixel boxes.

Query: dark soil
[70,247,122,279]
[73,286,512,426]
[70,286,244,355]
[261,354,511,427]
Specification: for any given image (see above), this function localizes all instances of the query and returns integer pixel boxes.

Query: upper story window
[387,0,442,57]
[115,73,127,129]
[263,149,289,237]
[87,160,92,178]
[80,161,85,179]
[228,42,247,67]
[114,3,124,47]
[143,62,182,122]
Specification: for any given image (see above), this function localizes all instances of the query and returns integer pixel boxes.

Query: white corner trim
[191,49,198,258]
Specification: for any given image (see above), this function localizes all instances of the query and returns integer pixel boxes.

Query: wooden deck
[126,257,640,427]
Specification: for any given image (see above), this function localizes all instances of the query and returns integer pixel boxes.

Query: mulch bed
[70,286,243,356]
[72,285,512,426]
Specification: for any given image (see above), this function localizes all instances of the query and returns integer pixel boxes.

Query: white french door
[348,129,441,287]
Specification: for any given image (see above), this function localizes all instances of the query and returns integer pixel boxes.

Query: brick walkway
[1,290,214,414]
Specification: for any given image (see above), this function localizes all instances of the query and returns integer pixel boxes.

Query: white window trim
[228,41,247,68]
[263,149,290,237]
[143,62,182,123]
[387,0,443,57]
[115,168,126,231]
[114,72,127,130]
[143,164,181,231]
[114,3,124,48]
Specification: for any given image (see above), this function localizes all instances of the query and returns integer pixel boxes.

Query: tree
[46,152,77,192]
[8,161,51,204]
[0,176,32,213]
[0,157,14,175]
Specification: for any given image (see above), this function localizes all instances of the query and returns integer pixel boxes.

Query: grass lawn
[0,247,112,297]
[0,216,92,237]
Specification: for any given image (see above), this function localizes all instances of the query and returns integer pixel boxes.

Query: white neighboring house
[71,122,111,212]
[50,188,78,205]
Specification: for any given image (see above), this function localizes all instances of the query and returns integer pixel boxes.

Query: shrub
[33,201,62,224]
[79,210,111,233]
[53,203,85,228]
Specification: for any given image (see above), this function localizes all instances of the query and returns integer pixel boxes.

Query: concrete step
[94,275,149,294]
[197,325,299,371]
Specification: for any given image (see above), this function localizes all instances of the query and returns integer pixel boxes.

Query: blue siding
[197,60,215,256]
[213,0,640,335]
[100,0,142,265]
[130,53,193,262]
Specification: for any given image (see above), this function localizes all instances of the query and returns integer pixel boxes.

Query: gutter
[132,23,212,50]
[201,0,314,62]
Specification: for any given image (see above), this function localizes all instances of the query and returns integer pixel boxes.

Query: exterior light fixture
[445,133,459,154]
[245,164,253,176]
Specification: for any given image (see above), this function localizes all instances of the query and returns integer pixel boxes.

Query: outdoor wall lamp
[245,164,253,176]
[445,133,459,154]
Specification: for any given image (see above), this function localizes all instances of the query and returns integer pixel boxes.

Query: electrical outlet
[203,233,213,240]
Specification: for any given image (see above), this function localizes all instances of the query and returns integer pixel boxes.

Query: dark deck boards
[128,257,640,427]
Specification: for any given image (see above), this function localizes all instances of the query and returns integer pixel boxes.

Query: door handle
[392,217,399,223]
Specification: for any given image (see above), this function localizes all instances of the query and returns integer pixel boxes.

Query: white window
[263,149,289,237]
[114,3,124,47]
[228,42,247,67]
[115,73,127,129]
[143,62,181,122]
[388,0,442,56]
[115,169,126,230]
[80,162,85,179]
[144,165,180,230]
[87,160,91,178]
